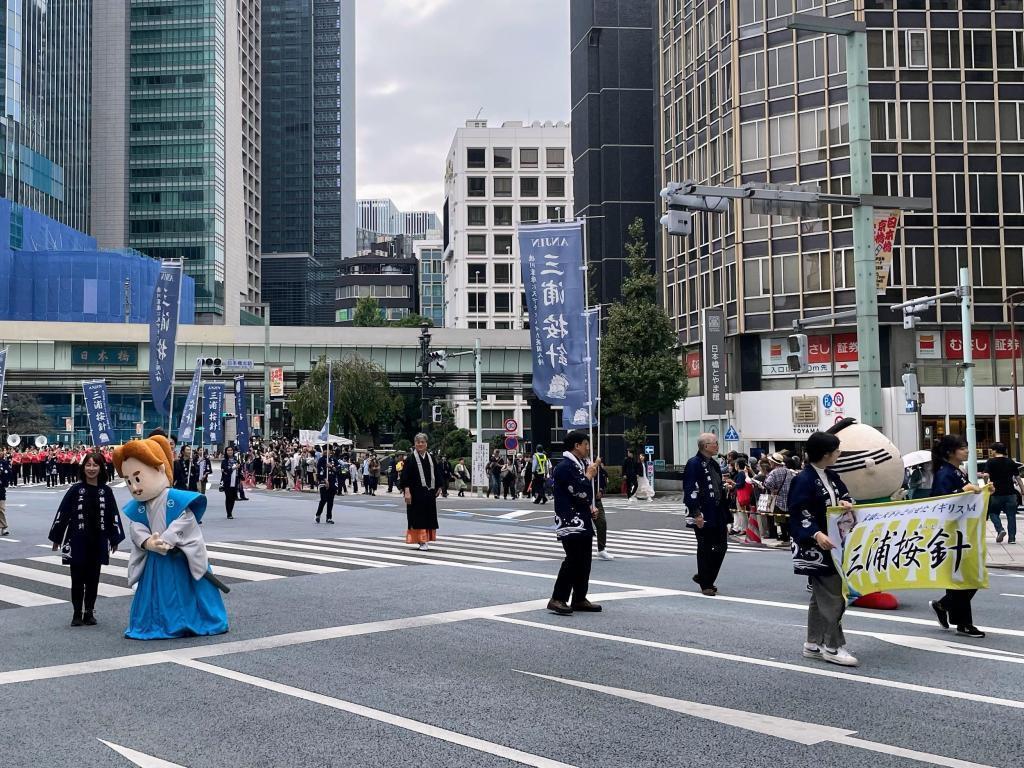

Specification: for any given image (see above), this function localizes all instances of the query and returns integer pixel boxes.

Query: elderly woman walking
[400,433,442,550]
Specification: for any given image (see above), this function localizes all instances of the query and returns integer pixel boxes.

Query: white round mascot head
[826,418,904,502]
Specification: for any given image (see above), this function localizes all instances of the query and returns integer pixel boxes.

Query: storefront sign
[873,209,901,292]
[703,308,727,415]
[792,395,819,433]
[685,351,701,378]
[762,335,832,377]
[71,345,138,367]
[994,330,1022,360]
[944,331,992,360]
[915,332,942,360]
[833,332,859,372]
[270,366,285,397]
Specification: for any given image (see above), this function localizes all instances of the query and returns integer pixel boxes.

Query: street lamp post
[417,323,433,430]
[241,300,272,439]
[786,13,882,428]
[1008,290,1024,460]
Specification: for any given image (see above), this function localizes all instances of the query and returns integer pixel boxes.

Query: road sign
[504,436,519,451]
[723,425,740,441]
[822,394,833,409]
[833,391,845,407]
[224,359,254,370]
[503,418,519,434]
[644,445,655,455]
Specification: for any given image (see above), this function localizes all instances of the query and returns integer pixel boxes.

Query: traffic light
[786,334,809,373]
[431,405,443,423]
[660,208,692,237]
[902,372,921,405]
[429,350,447,370]
[204,357,224,376]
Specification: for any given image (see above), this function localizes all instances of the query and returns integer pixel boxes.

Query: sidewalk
[986,520,1023,570]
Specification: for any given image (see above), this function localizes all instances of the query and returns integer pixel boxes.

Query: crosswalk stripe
[0,583,65,607]
[481,532,684,558]
[376,539,557,561]
[440,534,603,559]
[209,542,398,569]
[337,538,506,564]
[201,549,345,574]
[0,561,134,597]
[106,551,285,582]
[291,538,506,566]
[444,533,595,557]
[247,540,397,568]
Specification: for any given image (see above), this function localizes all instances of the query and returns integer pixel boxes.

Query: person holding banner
[928,434,987,639]
[219,445,244,519]
[173,446,200,492]
[314,447,339,524]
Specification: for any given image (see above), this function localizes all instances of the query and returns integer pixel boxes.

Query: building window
[493,147,512,168]
[467,147,486,168]
[467,176,486,197]
[467,206,486,226]
[494,292,512,313]
[335,308,352,322]
[547,206,565,222]
[468,234,487,254]
[494,177,513,197]
[468,263,487,284]
[545,147,565,168]
[494,263,512,284]
[967,102,996,141]
[520,147,539,168]
[905,30,928,68]
[520,177,539,197]
[468,292,487,313]
[767,44,794,87]
[493,206,513,226]
[520,206,539,224]
[494,234,513,255]
[546,177,566,197]
[334,287,343,300]
[468,321,487,329]
[494,321,512,329]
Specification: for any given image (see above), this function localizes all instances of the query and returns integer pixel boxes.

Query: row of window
[335,307,409,322]
[466,146,565,170]
[468,233,513,256]
[467,176,566,199]
[467,262,514,285]
[334,285,412,300]
[466,291,518,314]
[465,205,567,227]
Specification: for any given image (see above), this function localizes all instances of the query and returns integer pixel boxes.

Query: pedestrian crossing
[601,497,686,515]
[0,528,765,610]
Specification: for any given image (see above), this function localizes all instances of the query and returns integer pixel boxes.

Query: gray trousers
[807,572,846,649]
[0,500,7,529]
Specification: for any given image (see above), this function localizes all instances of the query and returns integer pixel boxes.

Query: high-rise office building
[261,0,355,325]
[92,0,261,324]
[414,238,445,327]
[658,2,1024,460]
[1,1,91,232]
[404,210,441,237]
[442,119,573,330]
[570,0,657,304]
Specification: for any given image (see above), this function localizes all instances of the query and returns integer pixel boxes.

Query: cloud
[355,0,570,215]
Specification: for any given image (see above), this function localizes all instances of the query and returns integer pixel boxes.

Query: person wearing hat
[763,451,796,548]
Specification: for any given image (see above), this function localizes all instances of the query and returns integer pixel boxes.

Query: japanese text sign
[944,331,992,360]
[703,308,727,415]
[233,376,250,453]
[873,209,901,293]
[561,308,600,429]
[203,384,225,446]
[71,345,138,367]
[82,379,113,447]
[148,262,182,418]
[177,358,203,444]
[270,367,285,397]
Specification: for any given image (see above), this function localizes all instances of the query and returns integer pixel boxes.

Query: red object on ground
[851,592,899,610]
[745,513,762,544]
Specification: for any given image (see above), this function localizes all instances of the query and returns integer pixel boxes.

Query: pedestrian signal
[432,405,443,423]
[786,334,809,373]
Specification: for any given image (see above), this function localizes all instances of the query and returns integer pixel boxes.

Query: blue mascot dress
[123,489,228,640]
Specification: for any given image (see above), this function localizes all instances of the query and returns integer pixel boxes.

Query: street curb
[989,564,1024,572]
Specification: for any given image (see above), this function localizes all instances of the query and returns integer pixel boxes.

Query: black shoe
[547,599,573,616]
[315,517,321,524]
[929,600,950,630]
[83,612,97,626]
[326,519,335,524]
[571,599,602,612]
[71,613,83,627]
[227,514,234,519]
[956,625,985,638]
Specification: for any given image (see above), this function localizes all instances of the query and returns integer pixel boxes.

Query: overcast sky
[355,0,570,215]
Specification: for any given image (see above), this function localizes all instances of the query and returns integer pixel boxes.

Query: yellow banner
[827,490,989,595]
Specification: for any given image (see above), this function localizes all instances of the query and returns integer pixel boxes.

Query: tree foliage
[5,392,52,435]
[392,313,434,328]
[291,356,400,440]
[602,218,688,450]
[440,428,473,461]
[352,297,385,327]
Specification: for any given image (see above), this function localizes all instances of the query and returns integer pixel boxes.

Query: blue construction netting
[0,199,194,323]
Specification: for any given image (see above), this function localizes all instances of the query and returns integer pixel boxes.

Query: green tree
[352,297,385,327]
[5,392,52,435]
[393,438,412,454]
[392,313,434,328]
[440,428,473,461]
[602,217,688,453]
[291,356,400,441]
[489,434,506,452]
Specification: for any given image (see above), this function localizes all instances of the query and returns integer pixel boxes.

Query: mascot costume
[114,435,229,640]
[826,418,905,609]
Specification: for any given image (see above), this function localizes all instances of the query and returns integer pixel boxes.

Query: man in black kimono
[400,432,441,550]
[683,433,736,595]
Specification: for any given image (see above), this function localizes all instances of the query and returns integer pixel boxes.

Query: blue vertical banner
[177,358,203,444]
[518,221,588,405]
[233,376,250,453]
[318,359,333,443]
[0,348,7,406]
[203,384,225,446]
[82,379,113,446]
[148,262,182,418]
[561,308,601,429]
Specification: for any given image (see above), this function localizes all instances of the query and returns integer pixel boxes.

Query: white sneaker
[821,645,859,667]
[418,543,429,551]
[598,550,614,561]
[802,643,822,659]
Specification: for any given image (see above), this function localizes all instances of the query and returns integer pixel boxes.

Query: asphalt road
[1,482,1021,767]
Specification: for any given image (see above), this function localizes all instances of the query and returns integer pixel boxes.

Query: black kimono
[173,458,200,492]
[400,450,441,543]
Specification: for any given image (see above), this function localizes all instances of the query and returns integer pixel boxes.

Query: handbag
[756,492,777,516]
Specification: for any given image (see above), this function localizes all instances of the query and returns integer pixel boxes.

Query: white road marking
[99,740,187,767]
[201,548,343,574]
[207,541,398,568]
[246,540,398,567]
[0,561,133,597]
[1001,593,1024,598]
[339,537,506,563]
[0,583,65,606]
[176,659,577,768]
[844,630,1024,663]
[518,671,996,768]
[497,510,537,519]
[0,536,21,543]
[493,617,1024,711]
[105,551,284,582]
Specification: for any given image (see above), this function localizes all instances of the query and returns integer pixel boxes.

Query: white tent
[298,429,353,447]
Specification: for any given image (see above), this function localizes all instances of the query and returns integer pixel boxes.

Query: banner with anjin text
[827,490,989,596]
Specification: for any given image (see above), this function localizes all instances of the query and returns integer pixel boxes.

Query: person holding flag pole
[314,360,337,524]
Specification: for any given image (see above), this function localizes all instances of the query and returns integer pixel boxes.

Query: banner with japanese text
[148,262,182,418]
[177,358,203,444]
[702,308,727,414]
[318,359,333,443]
[873,209,901,292]
[233,376,250,453]
[518,222,588,405]
[270,366,285,397]
[82,379,113,447]
[561,308,600,429]
[203,384,225,446]
[827,490,989,596]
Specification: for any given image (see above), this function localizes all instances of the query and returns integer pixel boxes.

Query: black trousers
[694,524,729,589]
[626,477,638,498]
[224,488,238,517]
[316,488,335,521]
[70,561,102,614]
[502,476,516,498]
[937,588,977,628]
[552,534,593,603]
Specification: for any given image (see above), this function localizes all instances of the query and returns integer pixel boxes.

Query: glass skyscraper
[1,0,91,232]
